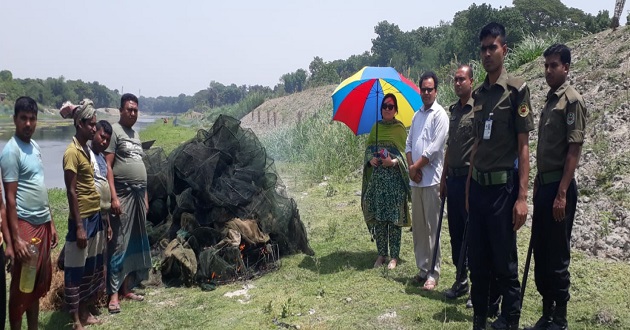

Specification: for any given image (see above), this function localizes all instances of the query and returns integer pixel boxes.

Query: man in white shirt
[405,71,449,291]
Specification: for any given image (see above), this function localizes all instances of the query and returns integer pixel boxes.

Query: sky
[0,0,620,97]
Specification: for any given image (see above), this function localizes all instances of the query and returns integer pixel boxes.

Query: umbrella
[332,66,422,137]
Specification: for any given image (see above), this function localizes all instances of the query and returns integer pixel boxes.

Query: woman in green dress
[362,93,411,270]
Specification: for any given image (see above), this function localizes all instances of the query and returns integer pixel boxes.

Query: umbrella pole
[375,83,379,149]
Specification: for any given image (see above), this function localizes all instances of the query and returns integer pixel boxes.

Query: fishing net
[144,114,313,286]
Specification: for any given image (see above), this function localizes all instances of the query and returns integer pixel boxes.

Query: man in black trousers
[524,43,586,330]
[466,22,534,330]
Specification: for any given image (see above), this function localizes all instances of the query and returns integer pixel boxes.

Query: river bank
[0,114,161,188]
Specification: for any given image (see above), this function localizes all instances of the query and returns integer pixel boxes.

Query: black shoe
[466,295,473,309]
[524,300,555,330]
[490,315,519,330]
[549,303,568,330]
[444,280,469,299]
[491,316,507,329]
[524,319,553,330]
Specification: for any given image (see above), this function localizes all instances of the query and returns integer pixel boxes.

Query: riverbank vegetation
[37,142,630,329]
[32,86,630,327]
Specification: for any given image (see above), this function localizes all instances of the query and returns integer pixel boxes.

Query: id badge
[483,118,493,140]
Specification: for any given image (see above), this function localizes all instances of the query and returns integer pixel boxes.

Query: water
[0,116,159,189]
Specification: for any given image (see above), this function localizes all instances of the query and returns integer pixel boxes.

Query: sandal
[123,292,145,301]
[108,301,121,314]
[387,258,398,270]
[422,277,438,291]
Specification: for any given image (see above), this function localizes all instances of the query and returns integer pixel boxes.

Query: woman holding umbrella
[361,93,411,270]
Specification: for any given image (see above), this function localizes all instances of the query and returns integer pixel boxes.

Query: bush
[205,92,267,123]
[505,33,559,71]
[262,107,366,181]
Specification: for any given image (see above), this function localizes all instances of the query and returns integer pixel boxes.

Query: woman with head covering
[362,93,411,270]
[61,99,107,328]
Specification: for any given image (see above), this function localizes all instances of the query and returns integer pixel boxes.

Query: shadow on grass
[42,311,72,329]
[431,305,472,323]
[297,250,376,274]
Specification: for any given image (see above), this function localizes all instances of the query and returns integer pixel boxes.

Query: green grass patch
[33,162,630,329]
[139,122,198,154]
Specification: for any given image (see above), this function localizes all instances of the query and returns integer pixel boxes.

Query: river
[0,115,159,189]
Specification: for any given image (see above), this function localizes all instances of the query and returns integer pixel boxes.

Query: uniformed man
[524,44,585,330]
[466,22,534,330]
[441,64,475,305]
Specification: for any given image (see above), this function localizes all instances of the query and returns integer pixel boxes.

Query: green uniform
[447,97,475,169]
[532,80,586,321]
[472,69,535,172]
[536,81,587,173]
[445,97,475,286]
[468,68,534,324]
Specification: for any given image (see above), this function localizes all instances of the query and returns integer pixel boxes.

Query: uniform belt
[472,167,510,186]
[448,166,469,177]
[537,170,563,185]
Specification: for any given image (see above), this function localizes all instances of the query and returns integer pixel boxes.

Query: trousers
[532,179,577,303]
[468,171,521,322]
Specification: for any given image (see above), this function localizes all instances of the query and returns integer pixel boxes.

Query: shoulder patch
[567,112,575,125]
[518,102,529,117]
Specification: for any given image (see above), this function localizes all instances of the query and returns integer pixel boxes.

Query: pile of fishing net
[143,115,313,287]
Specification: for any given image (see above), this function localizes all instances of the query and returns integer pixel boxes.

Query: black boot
[473,314,487,330]
[524,299,555,330]
[491,316,519,330]
[549,303,568,330]
[445,279,469,299]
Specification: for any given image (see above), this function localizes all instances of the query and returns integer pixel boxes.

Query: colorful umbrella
[332,66,422,135]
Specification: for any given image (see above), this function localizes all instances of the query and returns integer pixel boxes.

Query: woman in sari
[362,93,411,270]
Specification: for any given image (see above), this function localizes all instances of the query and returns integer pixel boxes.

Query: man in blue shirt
[1,96,58,330]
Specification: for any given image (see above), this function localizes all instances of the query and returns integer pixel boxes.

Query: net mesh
[144,114,313,285]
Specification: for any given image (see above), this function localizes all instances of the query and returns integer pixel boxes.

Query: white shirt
[405,101,449,187]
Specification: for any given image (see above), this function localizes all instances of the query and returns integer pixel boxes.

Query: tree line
[0,1,614,115]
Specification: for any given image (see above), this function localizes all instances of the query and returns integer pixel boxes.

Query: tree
[0,70,13,82]
[308,57,339,87]
[281,69,307,94]
[585,10,611,33]
[371,21,403,67]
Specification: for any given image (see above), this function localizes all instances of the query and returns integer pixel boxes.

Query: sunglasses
[420,87,434,93]
[381,104,395,110]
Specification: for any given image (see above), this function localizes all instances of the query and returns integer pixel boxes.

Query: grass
[261,108,366,181]
[138,122,198,154]
[16,56,630,327]
[31,155,630,329]
[505,34,559,72]
[204,92,267,123]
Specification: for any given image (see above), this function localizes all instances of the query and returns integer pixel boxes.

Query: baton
[520,229,534,307]
[455,215,470,282]
[430,196,446,275]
